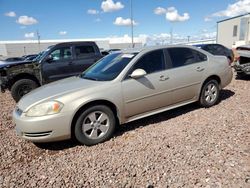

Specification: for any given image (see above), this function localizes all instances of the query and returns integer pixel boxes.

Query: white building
[217,13,250,48]
[0,37,144,58]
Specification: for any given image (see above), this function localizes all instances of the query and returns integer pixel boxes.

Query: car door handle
[196,67,205,72]
[159,75,169,81]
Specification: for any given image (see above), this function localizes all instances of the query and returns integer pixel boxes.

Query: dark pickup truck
[0,41,103,102]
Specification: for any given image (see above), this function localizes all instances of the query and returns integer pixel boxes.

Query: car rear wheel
[199,80,220,108]
[11,79,38,102]
[74,105,116,146]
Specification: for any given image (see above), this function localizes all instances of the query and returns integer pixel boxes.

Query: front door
[42,46,74,83]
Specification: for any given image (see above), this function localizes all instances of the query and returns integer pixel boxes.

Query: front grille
[23,131,52,137]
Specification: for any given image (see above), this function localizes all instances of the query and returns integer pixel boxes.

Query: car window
[130,50,165,75]
[192,49,207,62]
[50,47,72,61]
[202,45,216,55]
[75,45,95,58]
[168,48,206,68]
[214,45,226,55]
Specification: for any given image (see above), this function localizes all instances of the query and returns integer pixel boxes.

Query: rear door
[72,44,100,74]
[42,46,74,83]
[166,47,208,104]
[122,49,173,118]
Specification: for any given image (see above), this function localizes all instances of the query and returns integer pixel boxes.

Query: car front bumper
[13,108,72,143]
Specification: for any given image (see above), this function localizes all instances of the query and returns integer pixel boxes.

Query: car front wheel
[74,105,116,146]
[11,79,38,102]
[199,80,220,108]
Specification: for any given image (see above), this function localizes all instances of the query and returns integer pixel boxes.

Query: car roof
[122,45,202,54]
[54,41,96,46]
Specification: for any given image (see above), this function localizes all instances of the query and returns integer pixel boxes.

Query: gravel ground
[0,74,249,187]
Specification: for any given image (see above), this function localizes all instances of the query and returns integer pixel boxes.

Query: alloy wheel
[204,83,218,104]
[82,111,110,139]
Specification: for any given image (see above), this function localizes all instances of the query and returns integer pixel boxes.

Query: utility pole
[187,35,190,43]
[37,30,41,52]
[23,46,26,55]
[170,28,173,44]
[130,0,134,48]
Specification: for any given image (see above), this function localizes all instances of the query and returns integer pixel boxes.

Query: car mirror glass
[45,55,53,63]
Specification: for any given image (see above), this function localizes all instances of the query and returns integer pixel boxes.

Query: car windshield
[81,52,137,81]
[34,45,54,61]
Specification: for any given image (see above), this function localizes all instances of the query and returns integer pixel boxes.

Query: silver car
[13,45,233,146]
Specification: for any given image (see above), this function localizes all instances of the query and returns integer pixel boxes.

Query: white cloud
[154,7,167,15]
[24,32,35,38]
[213,0,250,17]
[87,9,99,15]
[113,17,138,26]
[16,16,38,25]
[109,34,132,43]
[166,7,190,22]
[201,31,217,39]
[137,31,217,46]
[204,17,212,22]
[101,0,124,12]
[59,31,67,35]
[5,11,16,17]
[206,0,250,21]
[95,18,101,22]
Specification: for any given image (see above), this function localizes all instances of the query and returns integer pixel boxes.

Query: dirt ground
[0,74,249,187]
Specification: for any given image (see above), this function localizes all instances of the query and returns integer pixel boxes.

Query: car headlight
[26,101,64,117]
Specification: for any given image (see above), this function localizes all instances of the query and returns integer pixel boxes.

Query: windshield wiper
[82,76,98,81]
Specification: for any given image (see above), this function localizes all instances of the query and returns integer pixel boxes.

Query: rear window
[75,45,95,58]
[202,45,228,56]
[168,48,207,68]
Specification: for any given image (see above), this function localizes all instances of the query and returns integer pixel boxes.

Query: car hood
[17,76,105,112]
[0,60,33,69]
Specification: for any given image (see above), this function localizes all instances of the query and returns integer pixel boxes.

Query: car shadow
[35,89,235,150]
[219,89,235,102]
[115,89,235,137]
[34,139,79,151]
[235,74,250,80]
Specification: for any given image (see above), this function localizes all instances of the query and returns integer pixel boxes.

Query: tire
[199,80,220,108]
[11,79,38,102]
[74,105,116,146]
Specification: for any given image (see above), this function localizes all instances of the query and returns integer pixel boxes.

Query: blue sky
[0,0,249,41]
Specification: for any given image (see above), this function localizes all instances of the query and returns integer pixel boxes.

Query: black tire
[199,80,220,108]
[74,105,116,146]
[11,79,38,102]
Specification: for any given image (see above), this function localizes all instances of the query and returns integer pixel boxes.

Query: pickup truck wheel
[74,105,116,146]
[199,80,220,108]
[11,79,38,102]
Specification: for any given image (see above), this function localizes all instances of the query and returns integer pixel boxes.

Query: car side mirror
[130,69,147,79]
[45,55,53,63]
